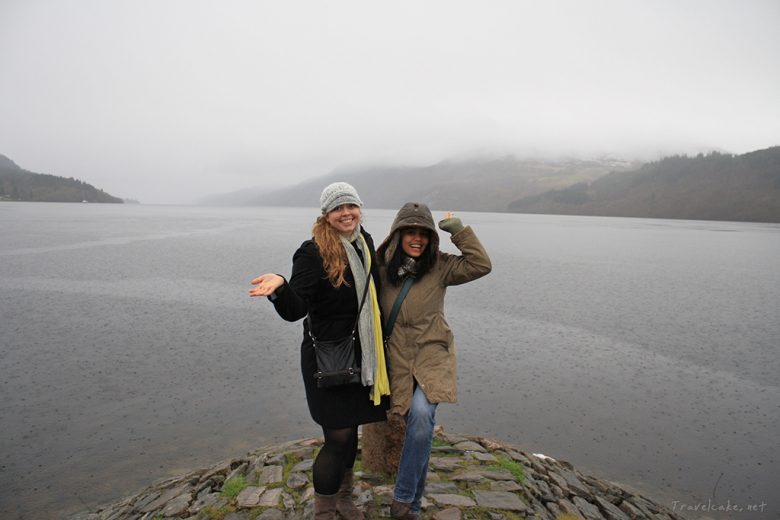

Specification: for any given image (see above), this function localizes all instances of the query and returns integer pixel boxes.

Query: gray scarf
[339,227,377,386]
[397,256,418,279]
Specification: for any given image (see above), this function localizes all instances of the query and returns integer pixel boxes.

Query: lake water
[1,202,778,519]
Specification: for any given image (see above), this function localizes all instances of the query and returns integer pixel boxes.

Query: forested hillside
[507,147,780,223]
[0,154,123,203]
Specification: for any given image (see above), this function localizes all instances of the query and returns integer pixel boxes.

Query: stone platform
[70,429,688,520]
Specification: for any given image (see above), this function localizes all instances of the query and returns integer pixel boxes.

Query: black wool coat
[271,227,389,428]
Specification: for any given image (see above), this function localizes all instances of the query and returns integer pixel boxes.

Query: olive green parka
[377,203,492,416]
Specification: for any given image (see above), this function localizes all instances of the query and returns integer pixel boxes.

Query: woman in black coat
[250,182,390,520]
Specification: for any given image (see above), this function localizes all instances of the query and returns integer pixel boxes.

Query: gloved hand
[438,212,465,235]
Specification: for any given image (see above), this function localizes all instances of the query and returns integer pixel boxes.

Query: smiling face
[326,203,361,235]
[401,227,430,258]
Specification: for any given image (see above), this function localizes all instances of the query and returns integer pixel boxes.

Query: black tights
[312,426,358,495]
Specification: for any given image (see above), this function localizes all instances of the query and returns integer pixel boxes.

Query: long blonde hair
[312,215,353,287]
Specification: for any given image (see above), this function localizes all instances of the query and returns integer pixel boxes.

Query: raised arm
[437,214,492,286]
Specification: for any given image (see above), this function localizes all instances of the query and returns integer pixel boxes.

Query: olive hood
[377,202,440,264]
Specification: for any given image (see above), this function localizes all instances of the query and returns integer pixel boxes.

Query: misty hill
[0,154,123,203]
[204,157,635,211]
[508,147,780,223]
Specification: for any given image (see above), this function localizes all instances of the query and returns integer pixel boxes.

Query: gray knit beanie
[320,182,363,214]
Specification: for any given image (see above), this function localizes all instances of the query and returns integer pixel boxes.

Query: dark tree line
[508,147,780,223]
[0,155,123,203]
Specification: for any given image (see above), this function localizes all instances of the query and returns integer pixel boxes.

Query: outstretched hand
[249,273,285,297]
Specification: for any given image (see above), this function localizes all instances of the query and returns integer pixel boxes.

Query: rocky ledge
[70,428,686,520]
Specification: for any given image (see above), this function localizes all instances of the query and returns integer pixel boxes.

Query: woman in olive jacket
[250,182,390,520]
[376,202,492,520]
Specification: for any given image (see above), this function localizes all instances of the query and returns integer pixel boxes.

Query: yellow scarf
[359,234,391,405]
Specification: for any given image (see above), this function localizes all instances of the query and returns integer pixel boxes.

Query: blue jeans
[394,385,438,514]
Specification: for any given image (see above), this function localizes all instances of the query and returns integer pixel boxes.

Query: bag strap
[308,267,372,340]
[384,275,414,340]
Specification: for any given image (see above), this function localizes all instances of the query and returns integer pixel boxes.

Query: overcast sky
[1,0,779,204]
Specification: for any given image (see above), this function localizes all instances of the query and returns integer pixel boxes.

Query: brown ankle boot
[391,499,419,520]
[335,469,364,520]
[314,492,338,520]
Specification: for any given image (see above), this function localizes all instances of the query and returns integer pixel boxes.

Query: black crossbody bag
[307,269,372,388]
